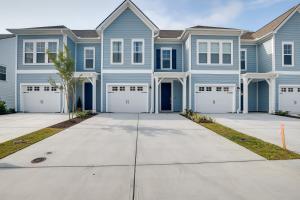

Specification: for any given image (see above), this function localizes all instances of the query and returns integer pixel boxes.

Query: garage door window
[199,87,205,91]
[34,86,40,91]
[224,87,229,92]
[44,86,50,91]
[216,87,222,92]
[51,87,57,91]
[120,86,125,91]
[112,86,118,92]
[137,86,143,91]
[130,86,136,91]
[288,88,294,92]
[281,88,286,92]
[27,86,33,91]
[206,87,212,91]
[298,88,300,92]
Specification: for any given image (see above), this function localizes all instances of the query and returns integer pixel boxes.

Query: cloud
[248,0,287,8]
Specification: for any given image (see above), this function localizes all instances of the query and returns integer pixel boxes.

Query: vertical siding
[154,43,183,72]
[76,43,101,72]
[275,75,300,111]
[17,35,64,70]
[275,12,300,71]
[191,74,239,111]
[102,73,152,112]
[0,37,16,109]
[17,74,61,111]
[191,35,239,71]
[257,81,269,112]
[257,38,273,73]
[173,80,182,112]
[103,8,152,70]
[241,44,257,73]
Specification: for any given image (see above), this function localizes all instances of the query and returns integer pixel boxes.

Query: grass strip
[0,128,63,159]
[201,122,300,160]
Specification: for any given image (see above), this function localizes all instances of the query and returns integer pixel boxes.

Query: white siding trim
[190,70,239,74]
[276,71,300,75]
[102,69,152,74]
[272,34,276,71]
[15,35,18,110]
[17,70,58,74]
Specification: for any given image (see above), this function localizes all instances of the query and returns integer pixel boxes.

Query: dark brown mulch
[48,115,93,129]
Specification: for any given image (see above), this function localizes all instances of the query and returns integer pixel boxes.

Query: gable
[277,11,300,34]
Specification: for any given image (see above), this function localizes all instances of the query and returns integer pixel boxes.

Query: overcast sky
[0,0,299,34]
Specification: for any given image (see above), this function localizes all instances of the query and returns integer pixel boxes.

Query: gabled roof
[158,30,183,38]
[96,0,159,32]
[252,3,300,39]
[0,34,15,40]
[72,30,99,38]
[241,31,255,40]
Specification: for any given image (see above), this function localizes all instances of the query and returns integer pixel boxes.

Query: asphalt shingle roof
[158,30,183,38]
[71,30,99,38]
[0,34,15,40]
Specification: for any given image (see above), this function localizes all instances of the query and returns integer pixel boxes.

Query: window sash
[112,41,123,64]
[84,48,95,69]
[240,50,246,70]
[283,43,293,66]
[161,49,172,69]
[133,41,143,64]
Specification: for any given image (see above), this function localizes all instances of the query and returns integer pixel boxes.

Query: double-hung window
[84,47,95,69]
[0,66,6,81]
[198,42,208,64]
[197,40,232,65]
[111,39,123,64]
[23,40,58,64]
[222,42,232,64]
[161,48,172,69]
[240,49,247,71]
[282,42,294,66]
[132,39,144,64]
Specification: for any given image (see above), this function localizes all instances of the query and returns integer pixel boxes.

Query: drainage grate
[46,152,52,155]
[31,157,47,164]
[240,138,247,142]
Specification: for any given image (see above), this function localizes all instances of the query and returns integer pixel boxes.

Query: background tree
[48,45,76,119]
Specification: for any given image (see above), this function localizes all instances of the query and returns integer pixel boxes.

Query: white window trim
[131,39,144,65]
[0,65,7,81]
[161,47,172,70]
[22,39,59,65]
[84,47,96,70]
[282,41,294,67]
[110,39,124,65]
[240,48,247,71]
[196,39,233,66]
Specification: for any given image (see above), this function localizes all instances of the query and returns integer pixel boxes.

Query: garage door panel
[279,86,300,113]
[195,85,234,114]
[107,85,148,113]
[22,85,61,113]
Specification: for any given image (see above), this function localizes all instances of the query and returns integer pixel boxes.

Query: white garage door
[279,86,300,113]
[195,85,235,113]
[22,85,61,113]
[107,84,148,113]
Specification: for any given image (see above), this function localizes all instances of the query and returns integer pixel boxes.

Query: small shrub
[77,97,82,112]
[183,109,214,123]
[7,108,15,114]
[0,100,7,114]
[276,110,289,116]
[75,111,91,119]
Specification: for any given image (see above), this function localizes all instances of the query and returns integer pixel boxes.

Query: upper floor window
[111,39,123,64]
[161,48,172,69]
[0,66,6,81]
[84,47,95,69]
[282,42,294,67]
[197,40,232,65]
[23,40,58,65]
[132,39,144,64]
[240,49,247,71]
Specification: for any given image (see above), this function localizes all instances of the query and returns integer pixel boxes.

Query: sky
[0,0,299,34]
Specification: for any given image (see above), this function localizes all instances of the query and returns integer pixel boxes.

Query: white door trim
[159,80,173,112]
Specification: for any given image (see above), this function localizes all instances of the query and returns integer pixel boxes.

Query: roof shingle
[72,30,99,38]
[158,30,183,38]
[0,34,15,40]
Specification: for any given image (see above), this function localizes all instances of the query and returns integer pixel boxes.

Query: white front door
[194,85,235,113]
[279,86,300,113]
[22,85,61,113]
[107,84,148,113]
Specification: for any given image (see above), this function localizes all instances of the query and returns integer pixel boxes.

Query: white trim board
[102,69,153,74]
[17,70,58,74]
[190,70,239,74]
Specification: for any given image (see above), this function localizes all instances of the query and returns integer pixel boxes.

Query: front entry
[84,82,93,110]
[161,82,172,111]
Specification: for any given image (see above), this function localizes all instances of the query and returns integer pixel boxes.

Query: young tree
[48,45,76,119]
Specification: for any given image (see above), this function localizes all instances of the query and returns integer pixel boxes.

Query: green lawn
[201,122,300,160]
[0,128,63,159]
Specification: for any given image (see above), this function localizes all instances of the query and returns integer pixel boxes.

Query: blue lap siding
[76,43,101,72]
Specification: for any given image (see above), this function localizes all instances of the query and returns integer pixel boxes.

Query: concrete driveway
[0,113,68,143]
[0,114,300,200]
[209,113,300,153]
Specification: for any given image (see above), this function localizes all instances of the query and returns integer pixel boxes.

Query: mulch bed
[49,115,94,129]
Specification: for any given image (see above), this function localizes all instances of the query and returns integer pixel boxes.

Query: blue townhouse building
[0,0,299,114]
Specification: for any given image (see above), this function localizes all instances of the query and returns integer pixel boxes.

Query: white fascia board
[102,69,153,74]
[276,71,300,75]
[190,70,239,74]
[17,70,58,74]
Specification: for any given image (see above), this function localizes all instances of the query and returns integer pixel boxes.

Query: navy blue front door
[84,82,93,110]
[161,83,172,111]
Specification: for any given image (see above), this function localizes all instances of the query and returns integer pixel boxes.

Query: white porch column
[182,77,187,113]
[92,77,97,113]
[243,77,248,114]
[155,77,159,114]
[268,78,276,114]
